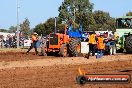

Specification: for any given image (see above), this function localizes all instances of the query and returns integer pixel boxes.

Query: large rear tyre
[125,35,132,53]
[68,38,81,57]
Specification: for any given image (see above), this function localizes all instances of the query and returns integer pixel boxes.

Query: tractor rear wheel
[68,38,81,57]
[60,44,68,57]
[125,35,132,53]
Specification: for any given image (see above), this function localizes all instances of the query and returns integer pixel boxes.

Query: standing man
[26,32,38,55]
[87,31,97,59]
[96,34,105,59]
[109,32,117,55]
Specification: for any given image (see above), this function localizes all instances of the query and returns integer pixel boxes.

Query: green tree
[8,26,17,33]
[0,29,8,32]
[126,12,132,16]
[20,18,30,38]
[34,17,64,36]
[34,23,46,36]
[58,0,95,30]
[93,10,115,31]
[44,18,55,35]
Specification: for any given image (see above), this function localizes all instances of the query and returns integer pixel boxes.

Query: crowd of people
[86,31,119,59]
[0,35,16,48]
[0,34,24,48]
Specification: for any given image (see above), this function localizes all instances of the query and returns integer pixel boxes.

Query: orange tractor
[41,24,81,57]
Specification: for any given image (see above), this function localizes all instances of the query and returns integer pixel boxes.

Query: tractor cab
[116,16,132,37]
[116,16,132,53]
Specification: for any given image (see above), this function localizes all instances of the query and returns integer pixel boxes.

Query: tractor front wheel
[41,44,47,56]
[60,44,68,57]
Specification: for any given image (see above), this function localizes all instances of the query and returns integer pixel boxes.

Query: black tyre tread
[68,38,81,57]
[125,35,132,53]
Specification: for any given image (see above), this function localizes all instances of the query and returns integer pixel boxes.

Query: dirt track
[0,50,132,88]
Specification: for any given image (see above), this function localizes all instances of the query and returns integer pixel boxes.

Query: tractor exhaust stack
[54,17,57,34]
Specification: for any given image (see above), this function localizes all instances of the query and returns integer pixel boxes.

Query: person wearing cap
[87,31,97,59]
[109,32,117,55]
[26,32,38,55]
[96,33,105,59]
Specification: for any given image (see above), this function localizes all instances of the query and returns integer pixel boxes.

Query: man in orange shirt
[26,32,38,55]
[87,31,97,59]
[96,34,105,59]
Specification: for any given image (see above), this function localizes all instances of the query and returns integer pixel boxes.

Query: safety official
[96,33,105,59]
[26,32,38,55]
[87,31,97,59]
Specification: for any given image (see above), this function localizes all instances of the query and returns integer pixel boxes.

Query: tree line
[1,0,132,37]
[33,0,132,35]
